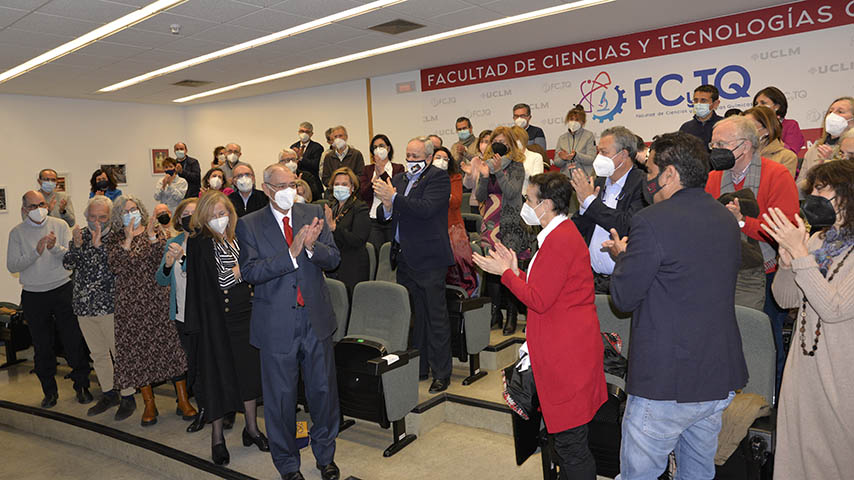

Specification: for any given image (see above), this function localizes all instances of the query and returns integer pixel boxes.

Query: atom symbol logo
[578,71,627,123]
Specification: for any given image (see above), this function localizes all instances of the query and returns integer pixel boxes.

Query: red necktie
[282,218,305,306]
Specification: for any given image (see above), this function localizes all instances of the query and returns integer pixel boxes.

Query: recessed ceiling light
[0,0,186,85]
[173,0,613,103]
[98,0,407,93]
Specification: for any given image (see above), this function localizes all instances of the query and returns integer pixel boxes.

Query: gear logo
[577,72,627,123]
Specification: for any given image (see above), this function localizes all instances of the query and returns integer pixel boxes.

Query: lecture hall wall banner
[411,0,854,154]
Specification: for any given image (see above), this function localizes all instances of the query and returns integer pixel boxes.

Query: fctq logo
[542,80,572,94]
[808,62,854,74]
[576,72,627,124]
[634,65,752,110]
[751,47,800,61]
[464,109,492,118]
[430,96,456,107]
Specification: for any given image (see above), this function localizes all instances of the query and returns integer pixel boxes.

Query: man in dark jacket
[605,132,747,480]
[174,142,201,198]
[290,121,324,181]
[228,164,269,217]
[373,136,454,393]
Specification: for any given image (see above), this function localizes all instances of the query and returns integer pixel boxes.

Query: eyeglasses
[708,138,747,150]
[24,201,47,211]
[264,181,296,191]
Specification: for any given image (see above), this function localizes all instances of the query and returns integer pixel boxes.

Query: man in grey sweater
[6,191,91,408]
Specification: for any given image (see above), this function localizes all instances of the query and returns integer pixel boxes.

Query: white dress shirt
[369,161,395,220]
[578,168,631,275]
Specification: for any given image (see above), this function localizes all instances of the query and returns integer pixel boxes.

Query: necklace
[800,245,854,356]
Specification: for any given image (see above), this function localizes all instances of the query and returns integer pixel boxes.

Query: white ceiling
[0,0,787,105]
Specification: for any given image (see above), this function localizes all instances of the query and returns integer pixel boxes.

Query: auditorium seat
[462,212,482,243]
[335,281,419,457]
[594,294,632,391]
[446,285,490,385]
[326,278,349,343]
[366,242,376,281]
[375,242,396,283]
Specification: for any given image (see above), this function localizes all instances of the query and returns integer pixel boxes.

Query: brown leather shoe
[140,385,158,426]
[174,379,198,420]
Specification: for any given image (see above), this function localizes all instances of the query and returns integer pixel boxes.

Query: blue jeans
[615,392,735,480]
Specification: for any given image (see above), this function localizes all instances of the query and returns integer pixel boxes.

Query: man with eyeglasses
[705,115,799,394]
[37,168,75,227]
[221,143,249,182]
[227,164,269,217]
[236,163,342,480]
[290,122,324,182]
[7,191,92,408]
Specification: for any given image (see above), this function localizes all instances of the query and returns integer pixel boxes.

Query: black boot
[114,395,136,421]
[187,408,205,433]
[490,303,504,330]
[503,301,518,336]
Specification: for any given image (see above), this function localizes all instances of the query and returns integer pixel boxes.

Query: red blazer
[502,218,607,433]
[358,162,405,204]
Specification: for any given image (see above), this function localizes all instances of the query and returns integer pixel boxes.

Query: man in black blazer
[571,126,648,293]
[237,163,342,480]
[605,132,748,480]
[291,121,324,180]
[174,141,201,198]
[228,164,269,217]
[373,136,455,393]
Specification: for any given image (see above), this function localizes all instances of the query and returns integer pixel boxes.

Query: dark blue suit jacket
[236,203,340,354]
[377,165,454,272]
[610,187,748,402]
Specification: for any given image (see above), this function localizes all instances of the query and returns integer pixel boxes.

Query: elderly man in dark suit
[571,126,648,294]
[373,136,455,393]
[604,132,748,480]
[236,163,341,480]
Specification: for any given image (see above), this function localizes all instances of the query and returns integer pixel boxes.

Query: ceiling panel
[292,22,366,45]
[0,27,73,50]
[53,51,125,68]
[226,7,311,32]
[230,0,287,7]
[429,5,501,28]
[106,26,178,48]
[103,0,162,7]
[123,47,189,64]
[268,0,362,18]
[132,11,220,37]
[73,40,151,59]
[37,0,137,23]
[167,0,261,23]
[0,6,30,29]
[0,0,50,11]
[481,0,569,16]
[156,35,230,54]
[188,22,266,43]
[9,11,103,36]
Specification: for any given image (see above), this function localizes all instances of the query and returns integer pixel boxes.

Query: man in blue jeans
[605,132,748,479]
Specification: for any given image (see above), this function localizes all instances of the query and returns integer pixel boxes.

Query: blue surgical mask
[41,181,56,193]
[333,185,351,202]
[457,129,471,141]
[122,210,142,227]
[694,103,711,118]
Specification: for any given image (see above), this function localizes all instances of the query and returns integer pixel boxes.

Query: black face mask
[801,195,837,228]
[180,216,192,232]
[644,171,664,204]
[157,213,171,225]
[709,148,736,171]
[491,142,508,157]
[95,180,110,191]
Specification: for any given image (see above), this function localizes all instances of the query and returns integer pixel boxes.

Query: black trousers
[396,259,452,380]
[368,219,394,254]
[174,320,203,407]
[20,282,90,396]
[553,423,597,480]
[592,272,611,295]
[260,308,338,475]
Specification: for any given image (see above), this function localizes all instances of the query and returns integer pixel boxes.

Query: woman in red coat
[474,171,606,480]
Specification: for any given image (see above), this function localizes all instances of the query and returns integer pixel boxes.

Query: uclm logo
[577,71,627,124]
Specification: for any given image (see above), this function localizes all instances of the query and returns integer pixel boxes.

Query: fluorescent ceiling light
[174,0,612,103]
[0,0,186,85]
[99,0,406,93]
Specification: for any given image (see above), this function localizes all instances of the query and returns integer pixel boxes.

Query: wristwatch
[738,220,745,229]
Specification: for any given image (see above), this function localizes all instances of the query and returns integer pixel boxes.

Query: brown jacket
[760,139,797,178]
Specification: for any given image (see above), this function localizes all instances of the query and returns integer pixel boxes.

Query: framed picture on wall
[56,173,69,193]
[101,164,127,185]
[0,186,7,213]
[151,148,169,174]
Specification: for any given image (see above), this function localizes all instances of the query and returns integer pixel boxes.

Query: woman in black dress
[324,167,371,297]
[184,190,267,465]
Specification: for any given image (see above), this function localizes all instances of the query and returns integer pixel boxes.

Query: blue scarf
[813,227,854,277]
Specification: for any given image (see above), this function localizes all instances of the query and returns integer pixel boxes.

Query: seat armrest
[363,349,419,376]
[447,296,490,313]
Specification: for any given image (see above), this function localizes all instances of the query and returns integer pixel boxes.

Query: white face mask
[694,102,711,118]
[226,152,239,164]
[274,187,297,211]
[593,152,621,177]
[217,153,226,164]
[374,147,389,161]
[41,181,56,193]
[235,176,253,193]
[825,112,851,137]
[520,201,544,226]
[433,157,449,170]
[208,176,223,190]
[514,117,528,129]
[283,161,298,173]
[567,120,581,133]
[28,207,48,224]
[208,216,229,235]
[333,185,351,202]
[175,150,186,159]
[333,137,347,150]
[406,160,426,175]
[298,132,310,143]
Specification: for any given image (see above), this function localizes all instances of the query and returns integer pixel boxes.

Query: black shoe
[503,305,518,336]
[428,377,450,394]
[282,472,305,480]
[418,373,429,381]
[114,395,137,421]
[41,393,58,409]
[212,442,229,466]
[87,393,119,416]
[187,409,205,433]
[75,387,94,404]
[223,411,236,430]
[242,428,270,452]
[317,462,340,480]
[490,303,504,330]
